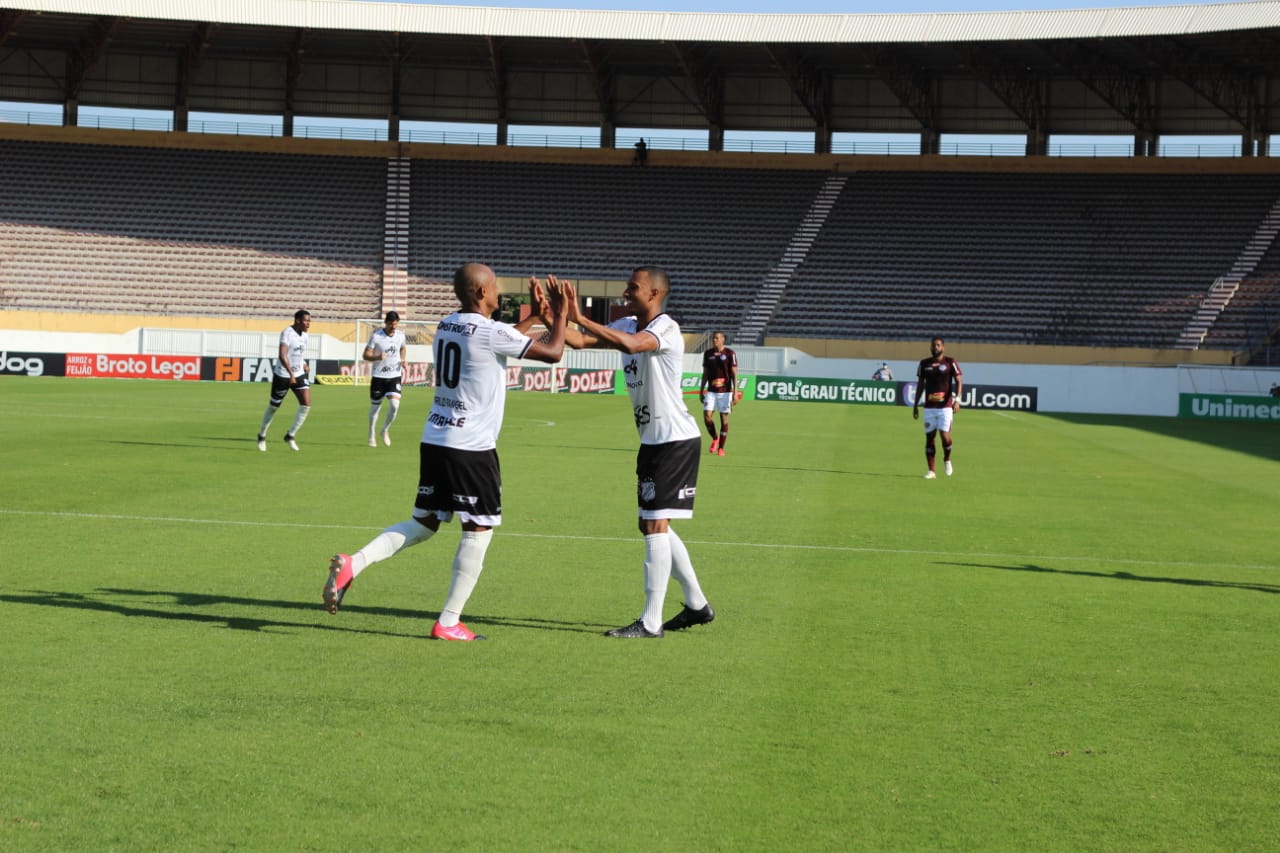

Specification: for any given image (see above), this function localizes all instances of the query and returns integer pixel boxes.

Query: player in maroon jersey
[700,331,739,456]
[912,336,963,479]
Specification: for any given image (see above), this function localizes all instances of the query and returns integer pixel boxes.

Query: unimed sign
[1179,394,1280,422]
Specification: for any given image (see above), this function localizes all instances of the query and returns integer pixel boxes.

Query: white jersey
[612,313,700,445]
[423,311,532,451]
[366,328,406,379]
[275,326,308,379]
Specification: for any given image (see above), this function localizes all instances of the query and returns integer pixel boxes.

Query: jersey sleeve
[646,315,679,350]
[490,322,533,359]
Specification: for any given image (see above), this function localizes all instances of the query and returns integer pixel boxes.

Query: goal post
[353,318,436,387]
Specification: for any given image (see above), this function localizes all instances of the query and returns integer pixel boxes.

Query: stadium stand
[406,158,829,330]
[0,139,386,320]
[1206,225,1280,352]
[769,171,1280,349]
[4,133,1280,358]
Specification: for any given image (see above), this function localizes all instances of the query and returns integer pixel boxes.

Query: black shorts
[370,375,402,402]
[413,443,503,527]
[636,437,700,520]
[269,373,310,404]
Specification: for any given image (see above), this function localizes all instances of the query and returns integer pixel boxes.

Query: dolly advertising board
[3,352,1035,412]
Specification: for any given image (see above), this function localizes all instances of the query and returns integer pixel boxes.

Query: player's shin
[439,529,493,627]
[667,529,707,610]
[641,533,673,633]
[289,405,310,435]
[259,403,279,433]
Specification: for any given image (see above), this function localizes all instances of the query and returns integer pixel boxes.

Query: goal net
[353,318,436,386]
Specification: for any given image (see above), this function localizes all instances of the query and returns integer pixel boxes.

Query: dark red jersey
[917,356,962,408]
[702,347,738,392]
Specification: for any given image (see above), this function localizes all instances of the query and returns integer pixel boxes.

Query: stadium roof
[1,0,1277,148]
[5,0,1279,41]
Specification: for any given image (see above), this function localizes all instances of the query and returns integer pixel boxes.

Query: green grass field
[2,376,1278,851]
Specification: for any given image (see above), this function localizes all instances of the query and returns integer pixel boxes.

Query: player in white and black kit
[364,311,407,447]
[256,309,312,452]
[554,266,715,639]
[323,264,568,641]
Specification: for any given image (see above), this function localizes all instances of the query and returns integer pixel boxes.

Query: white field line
[1,508,1276,573]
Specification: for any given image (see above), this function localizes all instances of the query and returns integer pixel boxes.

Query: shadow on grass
[939,561,1280,595]
[0,588,612,636]
[1041,412,1280,463]
[749,465,920,478]
[104,438,270,453]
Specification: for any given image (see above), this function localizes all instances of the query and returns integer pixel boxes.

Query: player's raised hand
[528,275,552,321]
[559,279,582,324]
[544,276,567,316]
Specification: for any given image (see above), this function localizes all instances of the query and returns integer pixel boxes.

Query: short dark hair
[294,309,310,322]
[632,266,670,290]
[385,311,400,323]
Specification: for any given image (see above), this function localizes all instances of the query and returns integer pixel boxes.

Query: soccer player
[912,336,963,479]
[555,267,715,639]
[256,309,312,452]
[323,264,568,641]
[364,310,407,447]
[700,330,738,457]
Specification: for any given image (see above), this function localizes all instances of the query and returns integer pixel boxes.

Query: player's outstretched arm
[567,284,657,354]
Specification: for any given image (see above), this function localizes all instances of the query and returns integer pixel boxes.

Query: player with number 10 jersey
[425,314,533,451]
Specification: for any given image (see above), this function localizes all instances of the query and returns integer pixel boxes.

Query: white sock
[258,404,278,435]
[288,405,310,436]
[641,532,673,632]
[667,528,707,611]
[439,529,493,627]
[368,402,381,436]
[352,518,435,577]
[382,397,400,432]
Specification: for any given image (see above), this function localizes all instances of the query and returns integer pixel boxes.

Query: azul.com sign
[1179,393,1280,421]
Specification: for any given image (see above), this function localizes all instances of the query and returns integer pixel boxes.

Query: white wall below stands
[734,347,1280,417]
[5,329,1278,418]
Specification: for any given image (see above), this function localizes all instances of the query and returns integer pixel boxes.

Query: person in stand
[364,311,407,447]
[552,266,715,639]
[322,264,568,641]
[912,336,963,479]
[872,362,894,381]
[256,309,312,452]
[633,137,648,166]
[700,330,738,456]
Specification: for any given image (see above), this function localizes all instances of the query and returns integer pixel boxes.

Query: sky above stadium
[389,0,1187,13]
